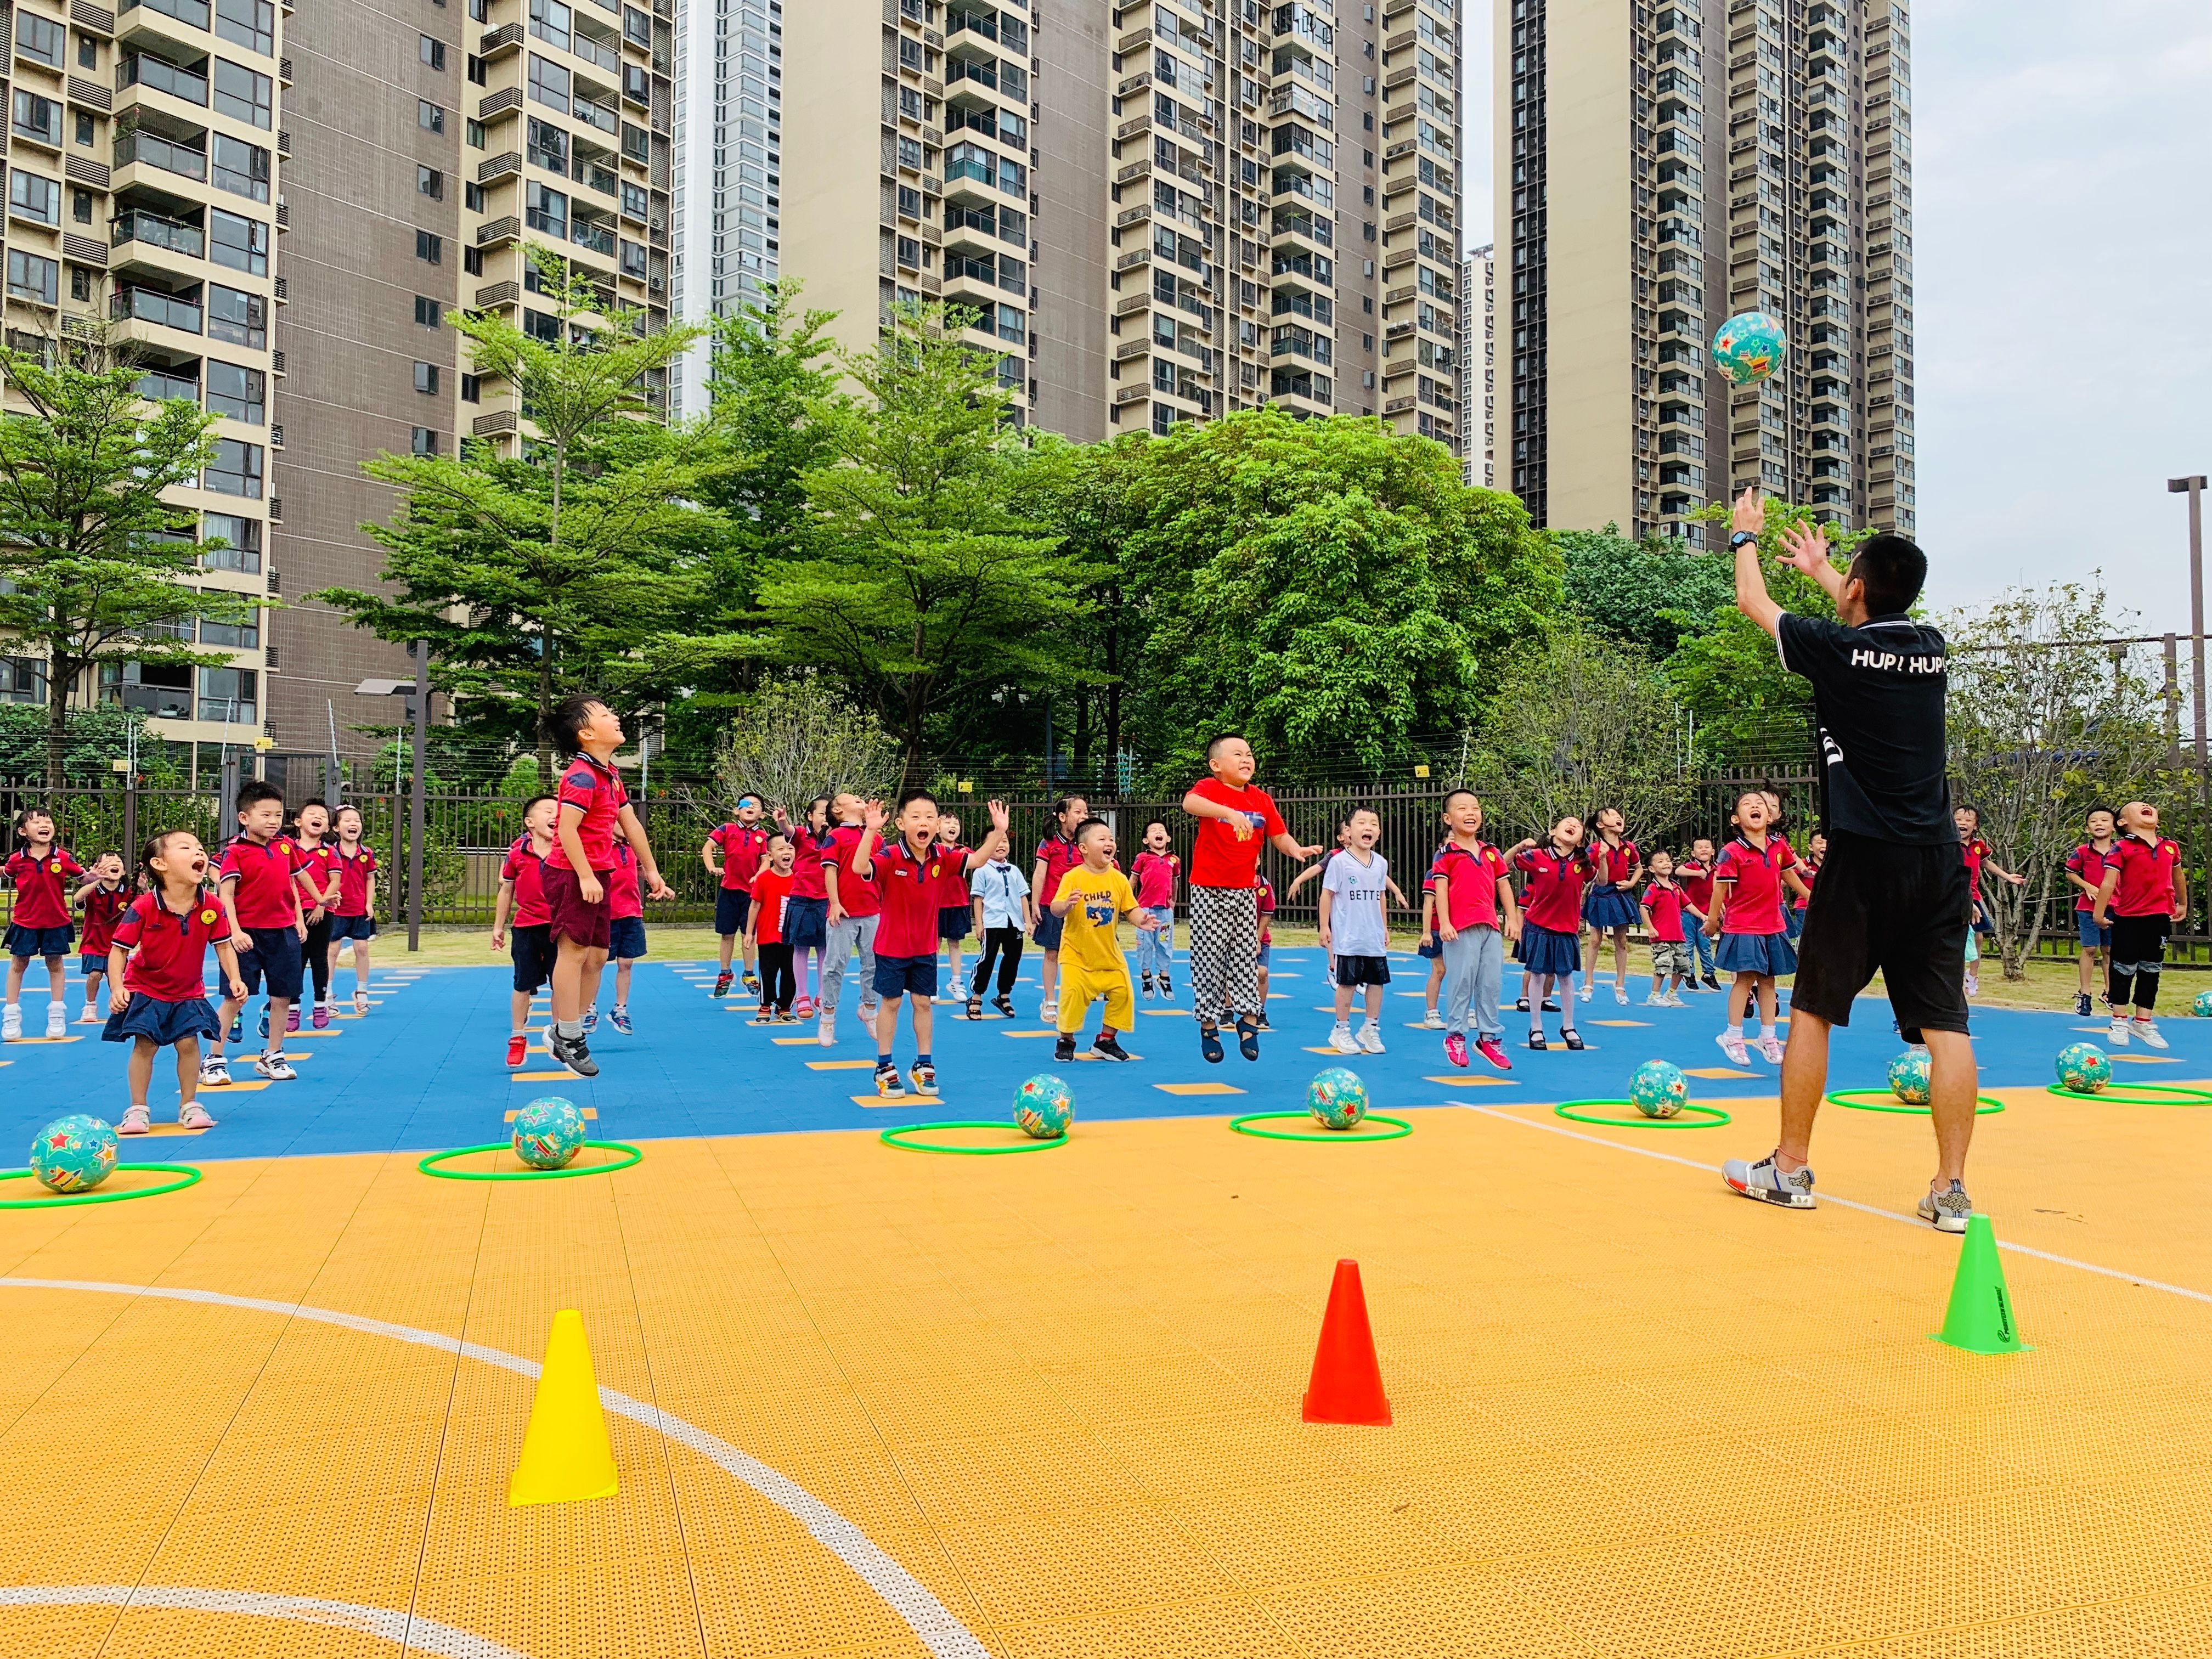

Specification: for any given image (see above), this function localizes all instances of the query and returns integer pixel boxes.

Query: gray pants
[1441,926,1503,1040]
[821,912,880,1017]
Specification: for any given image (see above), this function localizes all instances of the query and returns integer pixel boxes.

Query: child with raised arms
[5,806,83,1041]
[742,830,798,1022]
[775,796,835,1018]
[490,794,557,1068]
[1285,817,1352,989]
[1049,817,1157,1064]
[73,851,129,1024]
[210,781,307,1084]
[1255,870,1278,1024]
[1321,805,1408,1056]
[1128,819,1181,1000]
[1705,789,1804,1064]
[2093,798,2187,1048]
[853,792,1008,1097]
[103,831,246,1133]
[605,838,647,1034]
[1510,816,1591,1049]
[934,811,972,1004]
[1029,795,1090,1021]
[703,793,768,998]
[966,843,1032,1019]
[1639,849,1692,1006]
[1426,789,1519,1071]
[1580,805,1642,1005]
[1182,735,1319,1063]
[326,804,379,1015]
[2064,805,2119,1019]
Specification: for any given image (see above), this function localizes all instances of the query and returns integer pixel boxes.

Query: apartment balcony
[111,281,202,335]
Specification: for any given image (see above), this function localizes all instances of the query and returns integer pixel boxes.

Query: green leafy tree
[713,674,900,814]
[1115,409,1559,782]
[1558,523,1735,657]
[0,328,263,789]
[744,301,1097,782]
[311,250,714,776]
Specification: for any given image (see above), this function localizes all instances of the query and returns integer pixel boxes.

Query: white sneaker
[46,1001,66,1037]
[1421,1010,1446,1030]
[1329,1023,1359,1054]
[77,1006,100,1023]
[1667,991,1689,1008]
[1613,984,1629,1005]
[1716,1030,1751,1065]
[2133,1018,2169,1051]
[2106,1017,2130,1046]
[1757,1034,1785,1064]
[252,1053,296,1081]
[818,1009,836,1047]
[1643,992,1667,1006]
[1964,969,1979,997]
[1357,1023,1385,1055]
[199,1056,232,1087]
[1,1004,19,1042]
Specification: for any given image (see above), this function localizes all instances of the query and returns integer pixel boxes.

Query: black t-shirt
[1775,611,1952,845]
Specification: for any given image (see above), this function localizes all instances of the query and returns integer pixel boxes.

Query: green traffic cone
[1929,1212,2030,1355]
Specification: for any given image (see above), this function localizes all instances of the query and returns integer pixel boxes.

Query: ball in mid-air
[2193,989,2212,1018]
[1711,311,1788,386]
[1306,1067,1369,1130]
[511,1096,588,1169]
[1887,1049,1933,1105]
[1628,1059,1688,1119]
[1013,1073,1074,1139]
[2053,1042,2111,1096]
[31,1114,119,1194]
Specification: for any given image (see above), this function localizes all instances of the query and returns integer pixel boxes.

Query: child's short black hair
[521,793,556,819]
[1956,803,1980,823]
[764,827,790,849]
[1205,732,1248,760]
[236,779,283,814]
[1441,787,1478,812]
[1347,802,1380,822]
[140,830,194,882]
[1076,817,1113,843]
[300,797,329,815]
[1847,533,1927,616]
[1051,794,1088,819]
[2087,803,2117,820]
[97,848,122,863]
[12,805,54,845]
[898,788,938,811]
[549,694,607,759]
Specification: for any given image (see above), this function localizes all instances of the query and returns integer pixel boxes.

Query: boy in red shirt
[934,812,973,1006]
[5,805,83,1041]
[74,850,130,1024]
[851,791,1009,1097]
[703,794,768,997]
[2063,805,2119,1018]
[2093,799,2188,1048]
[1638,849,1691,1007]
[1508,816,1592,1050]
[743,831,799,1022]
[605,840,647,1034]
[104,830,246,1133]
[1955,804,2025,995]
[327,804,380,1017]
[544,697,672,1077]
[490,795,556,1068]
[1028,795,1089,1022]
[1426,788,1520,1071]
[774,796,836,1016]
[820,791,887,1047]
[1705,789,1807,1065]
[1677,836,1721,990]
[1182,737,1319,1063]
[212,780,308,1085]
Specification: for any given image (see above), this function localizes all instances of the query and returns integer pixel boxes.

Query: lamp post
[356,641,431,952]
[2173,476,2209,813]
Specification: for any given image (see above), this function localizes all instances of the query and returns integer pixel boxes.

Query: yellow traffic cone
[508,1309,620,1506]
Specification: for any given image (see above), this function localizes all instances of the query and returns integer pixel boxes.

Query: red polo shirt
[789,825,832,901]
[548,754,628,872]
[827,824,883,918]
[2064,841,2112,914]
[5,847,84,928]
[1426,841,1509,930]
[294,840,340,909]
[750,867,792,944]
[1512,843,1589,934]
[219,834,308,929]
[1677,859,1716,913]
[709,822,768,891]
[81,882,130,956]
[1588,836,1639,889]
[1034,831,1084,905]
[112,890,234,1002]
[2106,834,2182,918]
[333,845,379,916]
[607,842,644,921]
[1960,835,1991,904]
[1642,882,1686,942]
[874,837,966,957]
[1714,835,1796,935]
[501,837,551,927]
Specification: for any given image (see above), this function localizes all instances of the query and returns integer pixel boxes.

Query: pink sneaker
[1475,1036,1513,1071]
[1443,1032,1469,1068]
[312,1003,330,1029]
[1716,1030,1751,1065]
[285,1005,301,1033]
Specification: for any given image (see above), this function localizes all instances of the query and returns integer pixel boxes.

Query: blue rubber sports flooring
[2,946,2200,1163]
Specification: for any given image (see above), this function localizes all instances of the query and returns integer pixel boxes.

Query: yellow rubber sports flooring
[7,1084,2212,1656]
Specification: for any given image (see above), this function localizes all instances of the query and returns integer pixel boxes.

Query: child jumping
[1706,789,1805,1064]
[1510,816,1591,1049]
[1029,794,1090,1022]
[492,794,557,1068]
[1182,736,1318,1063]
[210,781,307,1084]
[290,799,341,1029]
[935,811,972,1003]
[5,806,83,1040]
[73,851,129,1024]
[328,804,379,1015]
[775,796,835,1017]
[1128,819,1180,1000]
[1321,805,1407,1056]
[743,830,798,1022]
[1677,836,1722,990]
[2094,799,2186,1048]
[1580,806,1642,1005]
[966,844,1032,1019]
[1639,849,1692,1005]
[2064,805,2119,1018]
[104,831,246,1133]
[1427,789,1519,1071]
[703,793,768,997]
[606,839,647,1035]
[1049,816,1157,1064]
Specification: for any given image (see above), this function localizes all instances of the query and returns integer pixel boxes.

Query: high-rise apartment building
[776,0,1465,449]
[1497,0,1914,544]
[1459,240,1492,485]
[0,0,282,760]
[670,0,777,413]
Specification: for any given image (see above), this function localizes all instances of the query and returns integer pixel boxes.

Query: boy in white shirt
[1319,805,1409,1054]
[966,849,1033,1019]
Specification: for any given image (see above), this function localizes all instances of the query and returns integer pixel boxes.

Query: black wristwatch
[1730,531,1758,549]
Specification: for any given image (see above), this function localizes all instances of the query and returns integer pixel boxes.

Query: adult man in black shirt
[1718,488,1978,1232]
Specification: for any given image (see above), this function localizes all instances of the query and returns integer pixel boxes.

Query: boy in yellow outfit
[1049,817,1159,1064]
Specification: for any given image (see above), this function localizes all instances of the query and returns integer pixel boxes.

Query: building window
[0,658,49,706]
[419,99,447,133]
[211,134,272,203]
[208,208,269,275]
[527,55,570,114]
[202,512,263,573]
[414,295,442,327]
[137,363,198,403]
[413,362,440,394]
[102,662,193,719]
[523,308,560,342]
[74,111,94,147]
[197,666,258,725]
[527,117,569,173]
[207,360,266,424]
[466,117,486,149]
[8,171,59,228]
[461,245,483,275]
[525,182,568,237]
[216,0,276,57]
[460,373,481,403]
[213,60,275,129]
[530,0,571,49]
[15,14,64,67]
[204,438,264,498]
[464,181,485,211]
[416,229,444,264]
[12,92,60,148]
[200,610,257,648]
[76,33,99,69]
[6,249,58,306]
[207,284,267,348]
[418,165,444,199]
[467,53,486,85]
[420,34,447,70]
[411,426,440,456]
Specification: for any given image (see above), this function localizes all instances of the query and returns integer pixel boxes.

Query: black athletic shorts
[1790,830,1970,1043]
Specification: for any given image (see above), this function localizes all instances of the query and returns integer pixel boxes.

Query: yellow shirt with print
[1057,865,1137,976]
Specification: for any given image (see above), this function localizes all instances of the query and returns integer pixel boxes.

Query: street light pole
[408,639,428,953]
[2172,476,2209,814]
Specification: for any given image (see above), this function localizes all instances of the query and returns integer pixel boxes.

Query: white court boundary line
[0,1279,990,1659]
[1458,1103,2212,1306]
[0,1585,532,1657]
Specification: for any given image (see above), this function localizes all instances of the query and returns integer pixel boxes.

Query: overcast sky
[1461,1,2212,628]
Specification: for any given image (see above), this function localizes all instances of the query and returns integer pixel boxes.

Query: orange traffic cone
[1302,1259,1392,1426]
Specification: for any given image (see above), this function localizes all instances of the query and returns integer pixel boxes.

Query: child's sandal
[965,997,983,1020]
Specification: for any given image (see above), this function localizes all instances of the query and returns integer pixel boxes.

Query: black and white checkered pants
[1188,885,1261,1027]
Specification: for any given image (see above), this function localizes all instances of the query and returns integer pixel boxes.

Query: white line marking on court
[0,1279,991,1659]
[0,1585,531,1657]
[1457,1104,2212,1307]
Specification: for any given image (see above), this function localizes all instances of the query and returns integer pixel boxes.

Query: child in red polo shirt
[543,697,672,1078]
[743,831,799,1022]
[2094,798,2188,1048]
[1509,816,1592,1051]
[773,795,836,1016]
[74,850,130,1024]
[492,795,557,1068]
[605,840,647,1034]
[1182,736,1319,1063]
[1705,789,1806,1065]
[934,812,974,1006]
[1580,806,1643,1006]
[1639,850,1691,1006]
[105,830,247,1132]
[851,791,1009,1097]
[211,781,308,1085]
[1028,795,1090,1023]
[327,804,380,1017]
[1426,788,1520,1071]
[703,794,768,997]
[1677,836,1721,990]
[5,806,83,1041]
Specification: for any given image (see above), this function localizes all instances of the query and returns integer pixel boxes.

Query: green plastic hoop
[0,1163,203,1209]
[879,1119,1072,1155]
[1227,1111,1414,1142]
[416,1141,644,1181]
[1552,1099,1732,1128]
[1828,1089,2006,1116]
[2045,1082,2212,1107]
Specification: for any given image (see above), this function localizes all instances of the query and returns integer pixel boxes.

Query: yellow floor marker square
[504,1107,597,1121]
[286,1029,344,1038]
[851,1093,940,1108]
[198,1079,271,1092]
[1139,1009,1187,1017]
[2112,1054,2183,1065]
[1424,1075,1518,1088]
[1304,1045,1347,1055]
[512,1069,584,1081]
[806,1058,879,1070]
[1002,1029,1058,1037]
[1589,1019,1651,1028]
[771,1035,818,1046]
[136,1121,212,1135]
[1683,1066,1760,1079]
[5,1034,83,1045]
[1153,1081,1244,1096]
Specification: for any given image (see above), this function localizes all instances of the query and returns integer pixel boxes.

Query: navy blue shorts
[103,991,220,1046]
[1034,910,1065,950]
[5,921,73,959]
[1718,930,1798,977]
[329,913,377,941]
[784,894,827,950]
[714,888,751,937]
[510,924,554,993]
[2076,911,2112,950]
[1417,933,1442,960]
[1972,907,1996,936]
[939,905,971,941]
[872,952,938,1000]
[237,926,304,998]
[609,916,647,960]
[81,952,111,978]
